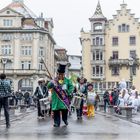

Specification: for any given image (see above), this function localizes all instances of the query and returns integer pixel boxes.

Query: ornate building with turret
[80,1,140,91]
[0,0,56,93]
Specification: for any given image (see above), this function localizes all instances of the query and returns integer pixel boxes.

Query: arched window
[21,79,32,87]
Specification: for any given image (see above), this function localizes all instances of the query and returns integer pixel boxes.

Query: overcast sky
[0,0,140,55]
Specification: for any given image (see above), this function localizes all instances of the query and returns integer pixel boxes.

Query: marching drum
[39,97,50,111]
[71,96,82,109]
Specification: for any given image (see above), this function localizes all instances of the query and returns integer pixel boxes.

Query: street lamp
[1,58,8,73]
[100,76,104,94]
[81,66,83,77]
[129,57,134,87]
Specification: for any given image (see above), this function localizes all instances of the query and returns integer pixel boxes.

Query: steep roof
[5,1,37,18]
[91,1,106,19]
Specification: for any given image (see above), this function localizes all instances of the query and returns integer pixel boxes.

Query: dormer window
[94,23,102,31]
[6,11,10,14]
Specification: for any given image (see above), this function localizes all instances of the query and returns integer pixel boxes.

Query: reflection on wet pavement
[0,112,140,140]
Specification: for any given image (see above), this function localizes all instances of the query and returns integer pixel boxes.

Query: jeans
[0,97,10,126]
[76,99,84,117]
[37,99,44,117]
[104,100,110,112]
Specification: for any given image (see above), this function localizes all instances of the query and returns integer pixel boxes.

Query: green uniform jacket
[48,77,74,111]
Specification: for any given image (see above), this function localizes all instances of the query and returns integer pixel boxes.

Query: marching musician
[47,62,74,127]
[34,78,48,119]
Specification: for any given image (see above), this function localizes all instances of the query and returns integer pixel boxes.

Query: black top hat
[57,63,67,73]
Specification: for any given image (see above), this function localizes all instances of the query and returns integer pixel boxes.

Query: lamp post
[129,57,134,87]
[81,66,83,77]
[1,58,8,74]
[100,76,104,94]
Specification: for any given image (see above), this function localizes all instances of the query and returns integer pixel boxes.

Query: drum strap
[38,86,44,98]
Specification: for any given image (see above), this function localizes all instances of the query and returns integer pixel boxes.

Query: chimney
[13,0,24,3]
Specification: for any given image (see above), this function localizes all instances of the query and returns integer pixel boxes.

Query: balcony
[90,30,105,34]
[91,45,105,51]
[91,60,106,65]
[0,69,47,76]
[91,74,105,80]
[108,58,140,67]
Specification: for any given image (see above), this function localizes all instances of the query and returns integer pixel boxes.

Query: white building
[0,0,56,93]
[68,55,82,77]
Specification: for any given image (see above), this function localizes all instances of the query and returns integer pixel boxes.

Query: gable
[0,7,23,17]
[106,4,140,33]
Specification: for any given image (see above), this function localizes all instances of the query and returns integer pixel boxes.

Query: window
[122,24,126,32]
[93,52,95,60]
[112,37,118,46]
[5,63,12,69]
[94,23,102,31]
[6,11,10,14]
[96,51,100,60]
[39,47,44,56]
[130,50,136,59]
[93,38,95,46]
[112,66,119,75]
[21,79,32,87]
[21,34,33,41]
[118,25,121,32]
[126,25,129,32]
[1,45,11,55]
[1,34,13,41]
[130,36,136,45]
[96,66,99,75]
[96,37,99,46]
[93,51,103,60]
[93,67,95,75]
[39,63,44,70]
[21,61,31,70]
[93,37,103,46]
[39,34,44,41]
[112,51,118,59]
[118,24,129,32]
[100,52,103,60]
[100,38,103,45]
[21,46,32,56]
[93,66,103,76]
[3,19,13,26]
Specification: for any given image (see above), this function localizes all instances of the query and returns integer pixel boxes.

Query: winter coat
[34,85,48,99]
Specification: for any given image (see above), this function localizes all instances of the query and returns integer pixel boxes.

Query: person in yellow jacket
[87,83,96,117]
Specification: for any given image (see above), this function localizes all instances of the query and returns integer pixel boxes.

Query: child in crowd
[87,83,96,117]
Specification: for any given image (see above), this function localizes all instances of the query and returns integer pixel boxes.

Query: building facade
[0,0,55,93]
[54,45,69,77]
[68,55,82,78]
[80,1,140,92]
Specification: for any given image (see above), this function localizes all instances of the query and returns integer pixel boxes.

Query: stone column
[14,33,20,69]
[32,33,39,69]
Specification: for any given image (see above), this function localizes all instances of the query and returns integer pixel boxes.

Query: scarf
[53,79,70,110]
